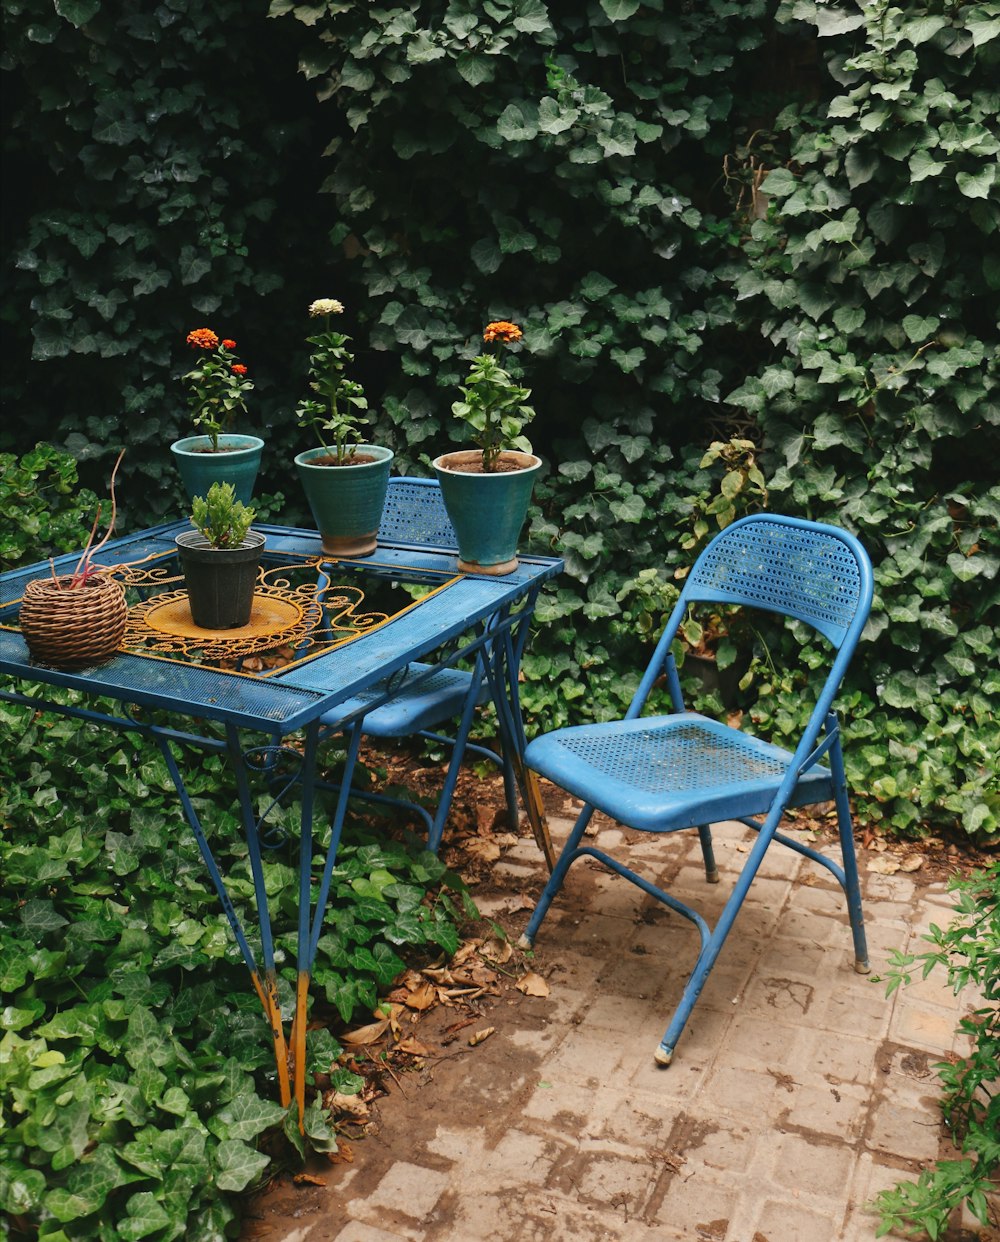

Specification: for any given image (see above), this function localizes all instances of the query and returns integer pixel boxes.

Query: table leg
[155,731,292,1108]
[484,612,556,872]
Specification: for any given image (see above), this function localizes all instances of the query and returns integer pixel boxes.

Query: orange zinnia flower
[483,320,523,345]
[231,364,248,375]
[187,328,219,350]
[222,338,236,350]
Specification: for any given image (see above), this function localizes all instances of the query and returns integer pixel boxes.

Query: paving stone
[365,1162,451,1220]
[267,803,985,1242]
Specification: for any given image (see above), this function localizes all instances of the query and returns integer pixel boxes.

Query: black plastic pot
[175,530,266,628]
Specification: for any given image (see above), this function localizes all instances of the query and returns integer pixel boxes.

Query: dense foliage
[2,5,997,829]
[0,691,472,1237]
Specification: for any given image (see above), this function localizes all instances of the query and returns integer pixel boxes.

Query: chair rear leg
[517,802,596,949]
[697,823,720,883]
[827,713,869,973]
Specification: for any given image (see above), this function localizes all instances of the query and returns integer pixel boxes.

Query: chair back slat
[684,515,868,647]
[378,477,458,550]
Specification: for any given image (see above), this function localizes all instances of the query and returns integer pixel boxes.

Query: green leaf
[512,0,553,34]
[118,1191,172,1240]
[600,0,641,19]
[956,166,996,199]
[214,1140,270,1193]
[456,55,494,87]
[909,149,947,182]
[210,1091,287,1142]
[496,103,539,143]
[54,0,100,27]
[1,1163,46,1214]
[580,272,616,300]
[760,167,797,197]
[19,899,68,934]
[902,314,939,343]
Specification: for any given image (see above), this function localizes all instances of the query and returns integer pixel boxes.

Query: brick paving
[261,812,991,1242]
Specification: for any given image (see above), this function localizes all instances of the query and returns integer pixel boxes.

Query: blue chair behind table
[518,514,874,1066]
[316,476,519,852]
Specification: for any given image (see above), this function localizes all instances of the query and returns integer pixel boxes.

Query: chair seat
[525,712,833,833]
[320,662,486,736]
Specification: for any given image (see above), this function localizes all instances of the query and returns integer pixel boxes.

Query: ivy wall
[2,0,998,838]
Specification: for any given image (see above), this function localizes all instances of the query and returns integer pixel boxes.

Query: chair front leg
[518,801,597,948]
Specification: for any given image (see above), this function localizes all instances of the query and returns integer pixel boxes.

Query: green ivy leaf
[53,0,100,28]
[600,0,641,19]
[214,1140,270,1193]
[956,166,996,199]
[118,1190,172,1240]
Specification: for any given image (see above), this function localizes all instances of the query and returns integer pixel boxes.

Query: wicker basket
[19,574,128,669]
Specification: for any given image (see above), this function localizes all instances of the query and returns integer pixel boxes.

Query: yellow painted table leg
[520,766,555,872]
[253,971,291,1109]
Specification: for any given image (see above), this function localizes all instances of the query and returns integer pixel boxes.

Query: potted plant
[174,482,266,628]
[170,328,263,506]
[432,319,541,575]
[293,298,393,557]
[19,450,129,668]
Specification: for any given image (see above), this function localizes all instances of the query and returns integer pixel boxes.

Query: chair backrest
[633,514,873,731]
[683,514,872,649]
[378,476,458,550]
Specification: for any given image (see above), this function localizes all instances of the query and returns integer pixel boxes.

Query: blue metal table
[0,520,562,1123]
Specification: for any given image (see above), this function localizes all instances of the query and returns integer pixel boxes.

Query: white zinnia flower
[309,298,344,317]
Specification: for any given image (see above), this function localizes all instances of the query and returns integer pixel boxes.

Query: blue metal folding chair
[518,514,874,1065]
[315,477,519,852]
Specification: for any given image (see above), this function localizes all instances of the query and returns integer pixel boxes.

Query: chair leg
[655,812,782,1065]
[517,802,596,949]
[827,713,869,973]
[697,823,720,884]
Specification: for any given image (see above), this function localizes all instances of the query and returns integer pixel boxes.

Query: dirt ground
[240,738,998,1240]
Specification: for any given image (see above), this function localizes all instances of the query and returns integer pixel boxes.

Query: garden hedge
[2,0,997,837]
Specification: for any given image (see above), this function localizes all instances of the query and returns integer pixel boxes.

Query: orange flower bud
[222,339,236,350]
[231,364,248,375]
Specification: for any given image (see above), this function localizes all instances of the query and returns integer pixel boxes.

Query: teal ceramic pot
[294,444,394,557]
[175,529,266,628]
[171,434,264,507]
[431,450,542,575]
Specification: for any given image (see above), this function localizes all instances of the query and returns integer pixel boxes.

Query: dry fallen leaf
[867,856,900,875]
[463,839,502,863]
[516,971,550,997]
[402,981,438,1011]
[482,935,513,965]
[468,1027,495,1046]
[899,854,925,873]
[293,1172,326,1187]
[326,1091,370,1119]
[342,1017,390,1045]
[396,1036,434,1057]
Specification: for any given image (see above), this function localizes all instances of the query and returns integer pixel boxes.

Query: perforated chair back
[378,477,458,551]
[683,515,867,647]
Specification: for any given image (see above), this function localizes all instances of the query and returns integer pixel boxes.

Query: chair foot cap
[517,934,533,952]
[706,869,720,884]
[854,959,871,975]
[654,1046,673,1067]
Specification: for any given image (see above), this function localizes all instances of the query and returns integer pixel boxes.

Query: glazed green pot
[431,450,542,575]
[171,434,264,507]
[294,445,394,557]
[175,529,266,628]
